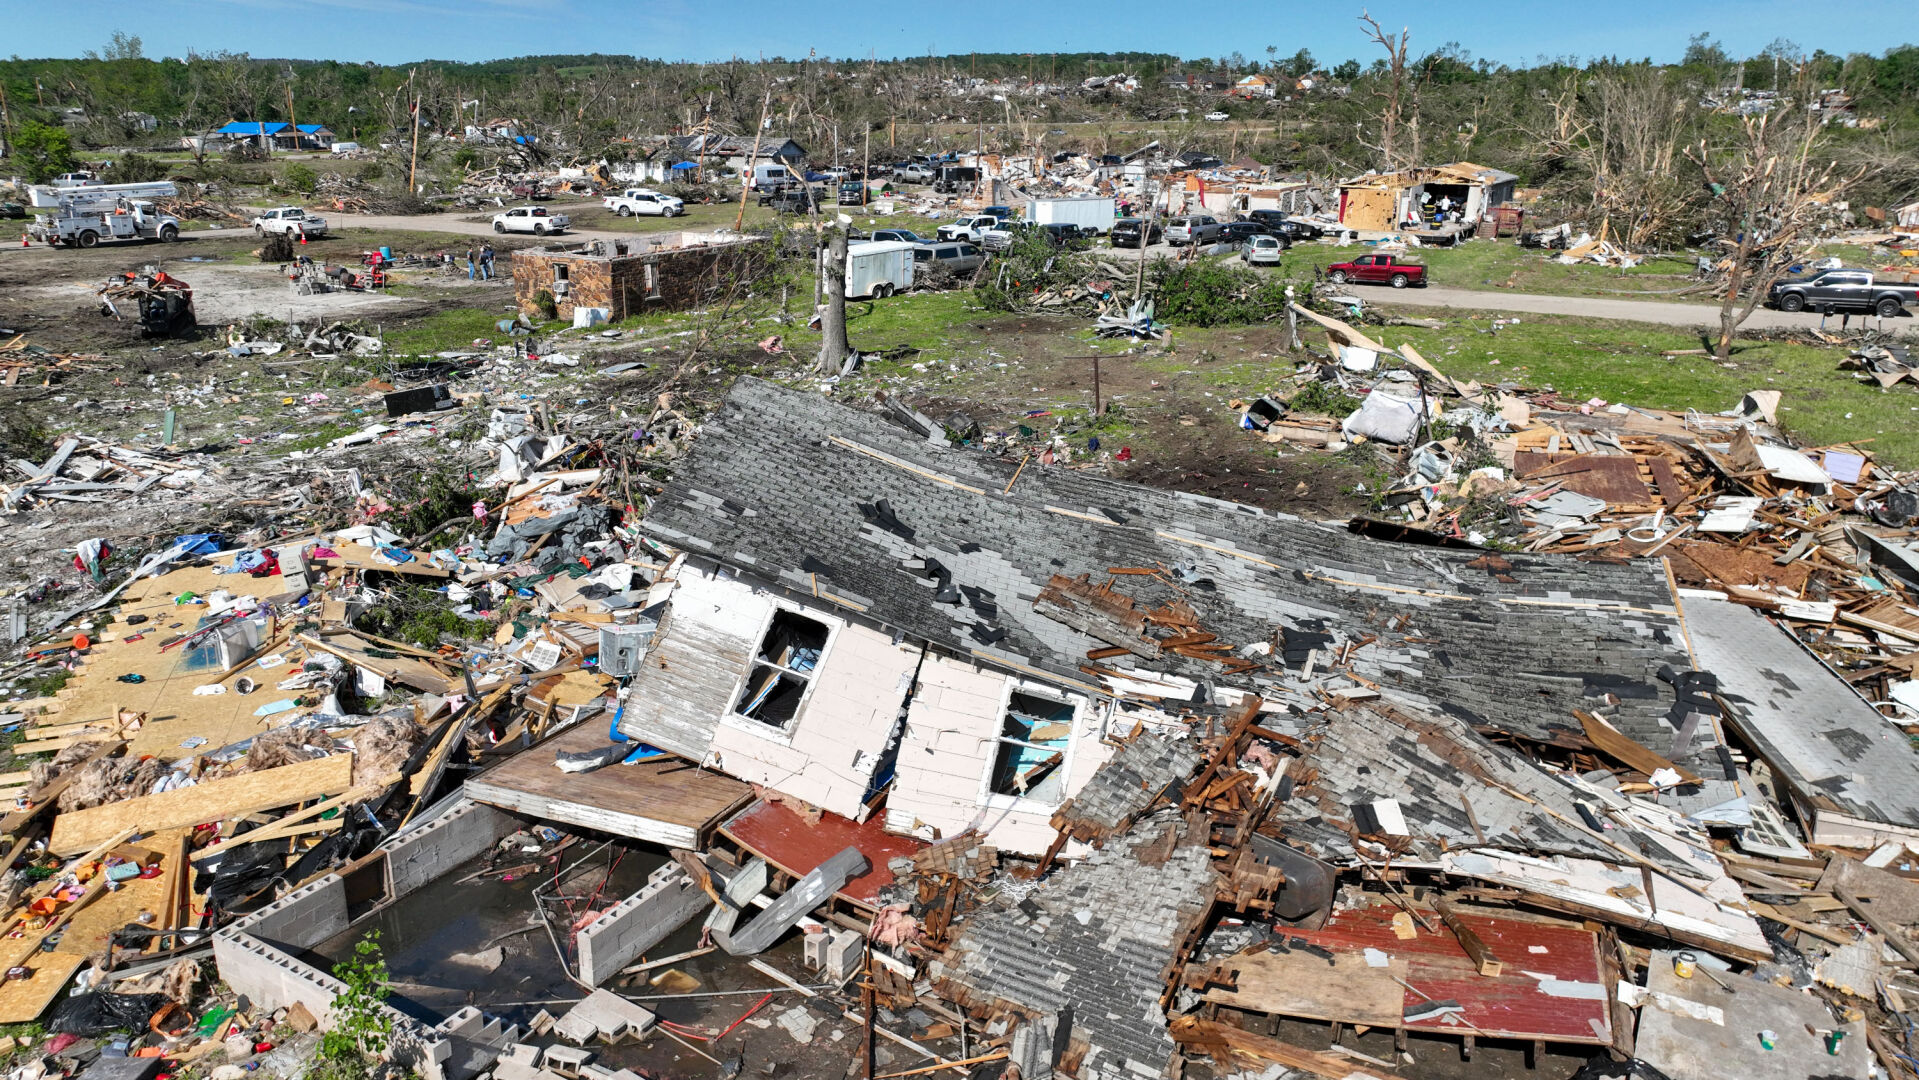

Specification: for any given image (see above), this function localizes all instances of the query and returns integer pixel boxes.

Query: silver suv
[1164,215,1223,246]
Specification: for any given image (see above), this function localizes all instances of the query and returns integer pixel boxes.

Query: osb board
[1513,452,1651,505]
[528,669,614,710]
[0,952,85,1023]
[1667,540,1812,594]
[46,560,296,760]
[50,753,353,854]
[53,827,190,958]
[1201,947,1406,1028]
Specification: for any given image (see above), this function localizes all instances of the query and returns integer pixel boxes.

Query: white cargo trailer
[1024,196,1117,235]
[835,240,917,299]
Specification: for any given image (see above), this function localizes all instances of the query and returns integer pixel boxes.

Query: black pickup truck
[1769,268,1917,318]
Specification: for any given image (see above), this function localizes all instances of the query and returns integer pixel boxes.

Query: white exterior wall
[883,653,1119,856]
[708,614,921,821]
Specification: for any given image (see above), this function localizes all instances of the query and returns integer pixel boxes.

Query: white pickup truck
[252,207,329,237]
[492,205,570,235]
[603,188,684,217]
[936,214,1004,243]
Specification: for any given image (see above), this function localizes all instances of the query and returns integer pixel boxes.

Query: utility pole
[408,93,421,192]
[734,89,771,232]
[0,83,11,162]
[862,124,870,206]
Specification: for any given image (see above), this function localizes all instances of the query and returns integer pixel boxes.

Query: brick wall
[511,242,759,321]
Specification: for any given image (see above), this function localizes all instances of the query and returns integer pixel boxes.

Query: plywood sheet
[1514,453,1652,505]
[54,827,191,958]
[0,952,85,1024]
[465,725,752,850]
[45,560,295,760]
[50,754,353,854]
[1206,905,1612,1043]
[1201,946,1406,1027]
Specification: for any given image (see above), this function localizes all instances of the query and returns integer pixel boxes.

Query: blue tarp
[173,532,231,555]
[670,161,700,170]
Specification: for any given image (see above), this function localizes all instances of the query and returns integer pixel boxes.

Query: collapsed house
[509,233,764,322]
[1336,162,1519,233]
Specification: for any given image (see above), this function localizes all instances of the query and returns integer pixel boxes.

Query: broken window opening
[989,691,1075,805]
[644,262,660,298]
[734,609,829,729]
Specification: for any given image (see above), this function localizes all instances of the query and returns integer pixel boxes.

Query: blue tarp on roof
[215,121,292,135]
[295,124,331,134]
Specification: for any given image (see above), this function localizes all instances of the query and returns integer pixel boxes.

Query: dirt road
[1363,283,1906,332]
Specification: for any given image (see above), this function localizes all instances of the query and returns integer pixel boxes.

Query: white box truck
[835,240,916,299]
[1025,196,1117,235]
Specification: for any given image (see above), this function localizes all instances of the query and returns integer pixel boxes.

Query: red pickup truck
[1326,254,1427,289]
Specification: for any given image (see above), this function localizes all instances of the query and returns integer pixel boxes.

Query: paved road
[1360,283,1906,333]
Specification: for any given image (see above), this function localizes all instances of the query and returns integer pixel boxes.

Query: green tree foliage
[318,932,392,1080]
[111,151,169,182]
[12,123,78,183]
[1147,260,1294,326]
[281,163,319,194]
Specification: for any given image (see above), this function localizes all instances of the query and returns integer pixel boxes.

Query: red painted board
[1281,906,1611,1043]
[720,799,926,910]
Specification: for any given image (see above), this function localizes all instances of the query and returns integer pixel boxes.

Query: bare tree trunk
[817,227,851,374]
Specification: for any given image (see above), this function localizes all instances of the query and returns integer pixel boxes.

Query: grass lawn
[1375,311,1919,465]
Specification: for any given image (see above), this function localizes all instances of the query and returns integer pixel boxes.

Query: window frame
[722,602,841,740]
[979,680,1083,811]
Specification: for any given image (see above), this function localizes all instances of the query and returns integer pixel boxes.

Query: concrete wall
[577,863,711,985]
[384,799,519,898]
[214,799,524,1080]
[241,873,348,953]
[511,242,759,321]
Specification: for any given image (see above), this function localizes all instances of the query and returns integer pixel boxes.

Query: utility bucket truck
[27,182,183,248]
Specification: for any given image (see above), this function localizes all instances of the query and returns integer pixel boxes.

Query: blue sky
[11,0,1913,67]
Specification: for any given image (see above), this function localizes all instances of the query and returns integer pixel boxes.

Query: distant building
[208,121,335,151]
[1337,161,1519,232]
[511,233,764,323]
[671,134,805,174]
[1233,74,1275,98]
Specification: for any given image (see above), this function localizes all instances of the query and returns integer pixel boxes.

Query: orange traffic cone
[298,230,307,245]
[19,234,28,247]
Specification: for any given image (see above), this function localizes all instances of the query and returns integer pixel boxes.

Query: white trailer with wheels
[1024,196,1117,235]
[26,181,182,248]
[834,240,917,299]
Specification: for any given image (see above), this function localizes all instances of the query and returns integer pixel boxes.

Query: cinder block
[576,864,710,985]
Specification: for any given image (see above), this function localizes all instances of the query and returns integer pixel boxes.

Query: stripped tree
[1357,11,1414,171]
[1685,103,1866,361]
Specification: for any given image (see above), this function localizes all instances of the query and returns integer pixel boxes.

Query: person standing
[465,246,476,280]
[480,244,495,281]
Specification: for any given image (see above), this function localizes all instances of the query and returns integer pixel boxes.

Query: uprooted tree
[1685,106,1866,361]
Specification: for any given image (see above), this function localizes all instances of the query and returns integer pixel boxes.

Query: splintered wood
[50,753,355,854]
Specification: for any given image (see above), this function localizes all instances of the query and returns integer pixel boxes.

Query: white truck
[603,188,685,217]
[252,206,330,237]
[832,240,917,299]
[1025,196,1116,236]
[26,181,182,248]
[936,213,1004,243]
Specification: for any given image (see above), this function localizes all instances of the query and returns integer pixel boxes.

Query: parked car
[1219,221,1274,246]
[51,173,101,188]
[936,214,1004,243]
[491,205,570,235]
[1110,218,1163,248]
[0,202,27,220]
[983,221,1089,252]
[1163,215,1223,246]
[1246,210,1326,241]
[252,206,330,237]
[764,187,820,214]
[893,163,937,183]
[510,181,552,200]
[871,229,932,245]
[839,180,867,205]
[1769,269,1917,318]
[1325,254,1426,288]
[914,242,985,276]
[1241,235,1285,266]
[1204,111,1230,122]
[604,188,684,217]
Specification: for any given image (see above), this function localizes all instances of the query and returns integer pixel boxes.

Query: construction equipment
[26,182,183,248]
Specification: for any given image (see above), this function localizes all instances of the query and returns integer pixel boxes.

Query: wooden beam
[1170,1015,1396,1080]
[1576,710,1700,785]
[49,753,354,854]
[1432,899,1503,976]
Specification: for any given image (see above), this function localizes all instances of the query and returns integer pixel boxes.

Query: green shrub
[282,163,319,195]
[534,290,558,320]
[1148,260,1293,327]
[112,151,170,183]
